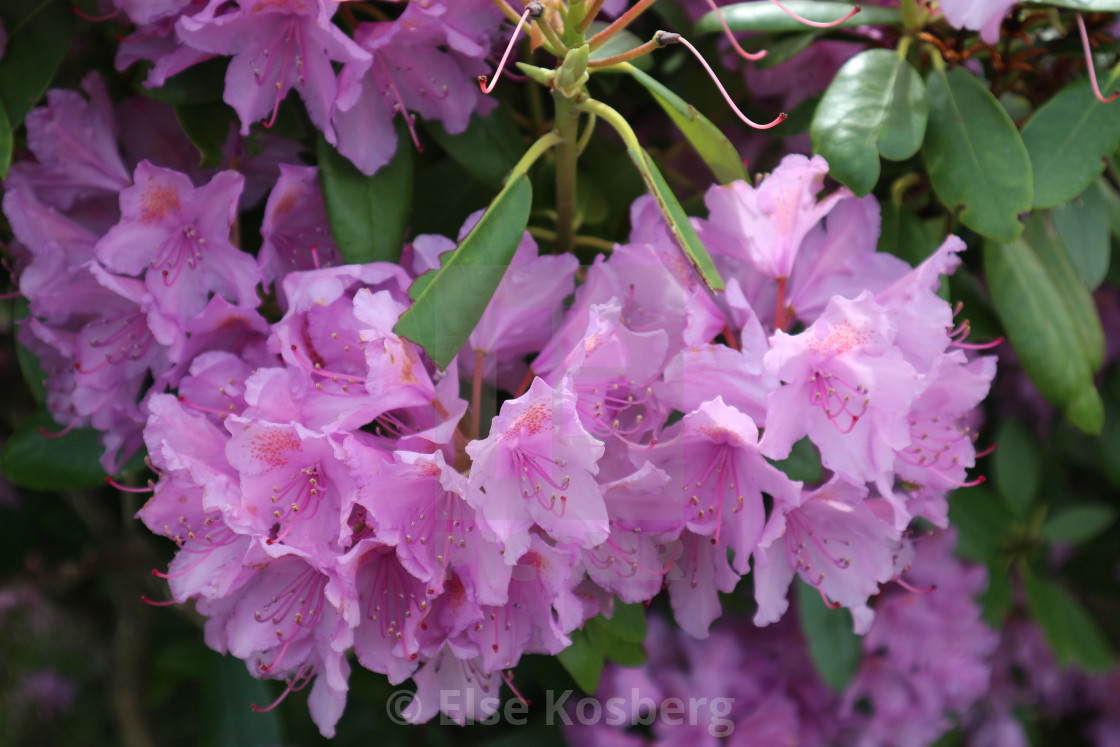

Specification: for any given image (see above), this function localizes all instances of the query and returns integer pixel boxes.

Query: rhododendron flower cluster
[7,52,996,732]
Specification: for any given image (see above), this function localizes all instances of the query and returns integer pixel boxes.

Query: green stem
[899,0,919,34]
[587,38,660,68]
[579,0,608,33]
[576,112,597,156]
[553,93,581,254]
[507,130,565,185]
[576,97,640,152]
[528,226,616,252]
[538,13,570,54]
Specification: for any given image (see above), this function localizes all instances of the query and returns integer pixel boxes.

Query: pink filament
[702,0,767,60]
[479,9,531,95]
[677,37,786,129]
[1077,14,1119,104]
[768,0,861,29]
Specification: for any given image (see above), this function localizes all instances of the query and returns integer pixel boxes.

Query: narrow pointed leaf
[394,176,533,369]
[1022,75,1120,209]
[697,1,899,33]
[622,64,748,185]
[558,628,605,694]
[625,143,725,290]
[923,66,1032,241]
[1023,571,1115,672]
[991,419,1042,519]
[175,101,234,168]
[811,49,928,196]
[1040,504,1118,546]
[317,132,412,265]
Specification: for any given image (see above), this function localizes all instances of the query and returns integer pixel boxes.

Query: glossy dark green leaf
[0,101,11,180]
[796,578,861,692]
[769,436,823,484]
[623,64,748,185]
[923,66,1032,241]
[991,419,1042,519]
[423,107,524,190]
[394,176,532,369]
[317,132,412,266]
[0,0,73,126]
[1023,0,1120,11]
[558,628,605,694]
[1054,185,1111,290]
[811,50,928,196]
[0,410,108,490]
[594,601,648,644]
[947,486,1011,565]
[1022,76,1120,209]
[625,143,724,290]
[980,561,1013,627]
[1040,504,1118,546]
[207,654,283,747]
[175,102,234,168]
[984,218,1105,434]
[878,202,941,266]
[586,620,647,667]
[1023,571,1115,672]
[1024,213,1106,372]
[755,31,822,70]
[136,57,228,106]
[696,1,898,33]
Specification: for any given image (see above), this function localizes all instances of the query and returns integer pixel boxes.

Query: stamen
[140,595,177,607]
[895,577,936,594]
[71,6,123,21]
[479,7,533,94]
[105,476,153,493]
[768,0,860,29]
[38,422,76,439]
[702,0,767,61]
[1077,14,1119,104]
[676,37,786,129]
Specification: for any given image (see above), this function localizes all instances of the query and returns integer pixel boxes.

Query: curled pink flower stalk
[703,0,767,61]
[769,0,861,29]
[478,6,533,94]
[1076,13,1118,104]
[677,37,786,129]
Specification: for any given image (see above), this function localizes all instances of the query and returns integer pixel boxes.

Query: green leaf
[696,1,899,33]
[796,578,862,692]
[558,628,605,694]
[947,486,1012,565]
[586,621,647,667]
[0,102,11,180]
[175,102,234,169]
[394,175,532,369]
[754,31,823,70]
[1022,76,1120,209]
[769,436,823,484]
[623,64,748,185]
[1054,185,1111,290]
[984,218,1105,434]
[207,654,283,747]
[0,410,108,490]
[991,419,1042,519]
[923,66,1033,242]
[1041,504,1118,546]
[1023,571,1115,672]
[1023,0,1120,11]
[594,601,648,644]
[1024,213,1106,372]
[136,57,228,106]
[0,0,73,126]
[878,202,941,266]
[980,561,1013,627]
[811,49,928,196]
[317,132,412,266]
[625,143,724,290]
[423,107,524,190]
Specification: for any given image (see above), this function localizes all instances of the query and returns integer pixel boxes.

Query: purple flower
[176,0,371,139]
[940,0,1018,44]
[96,161,259,320]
